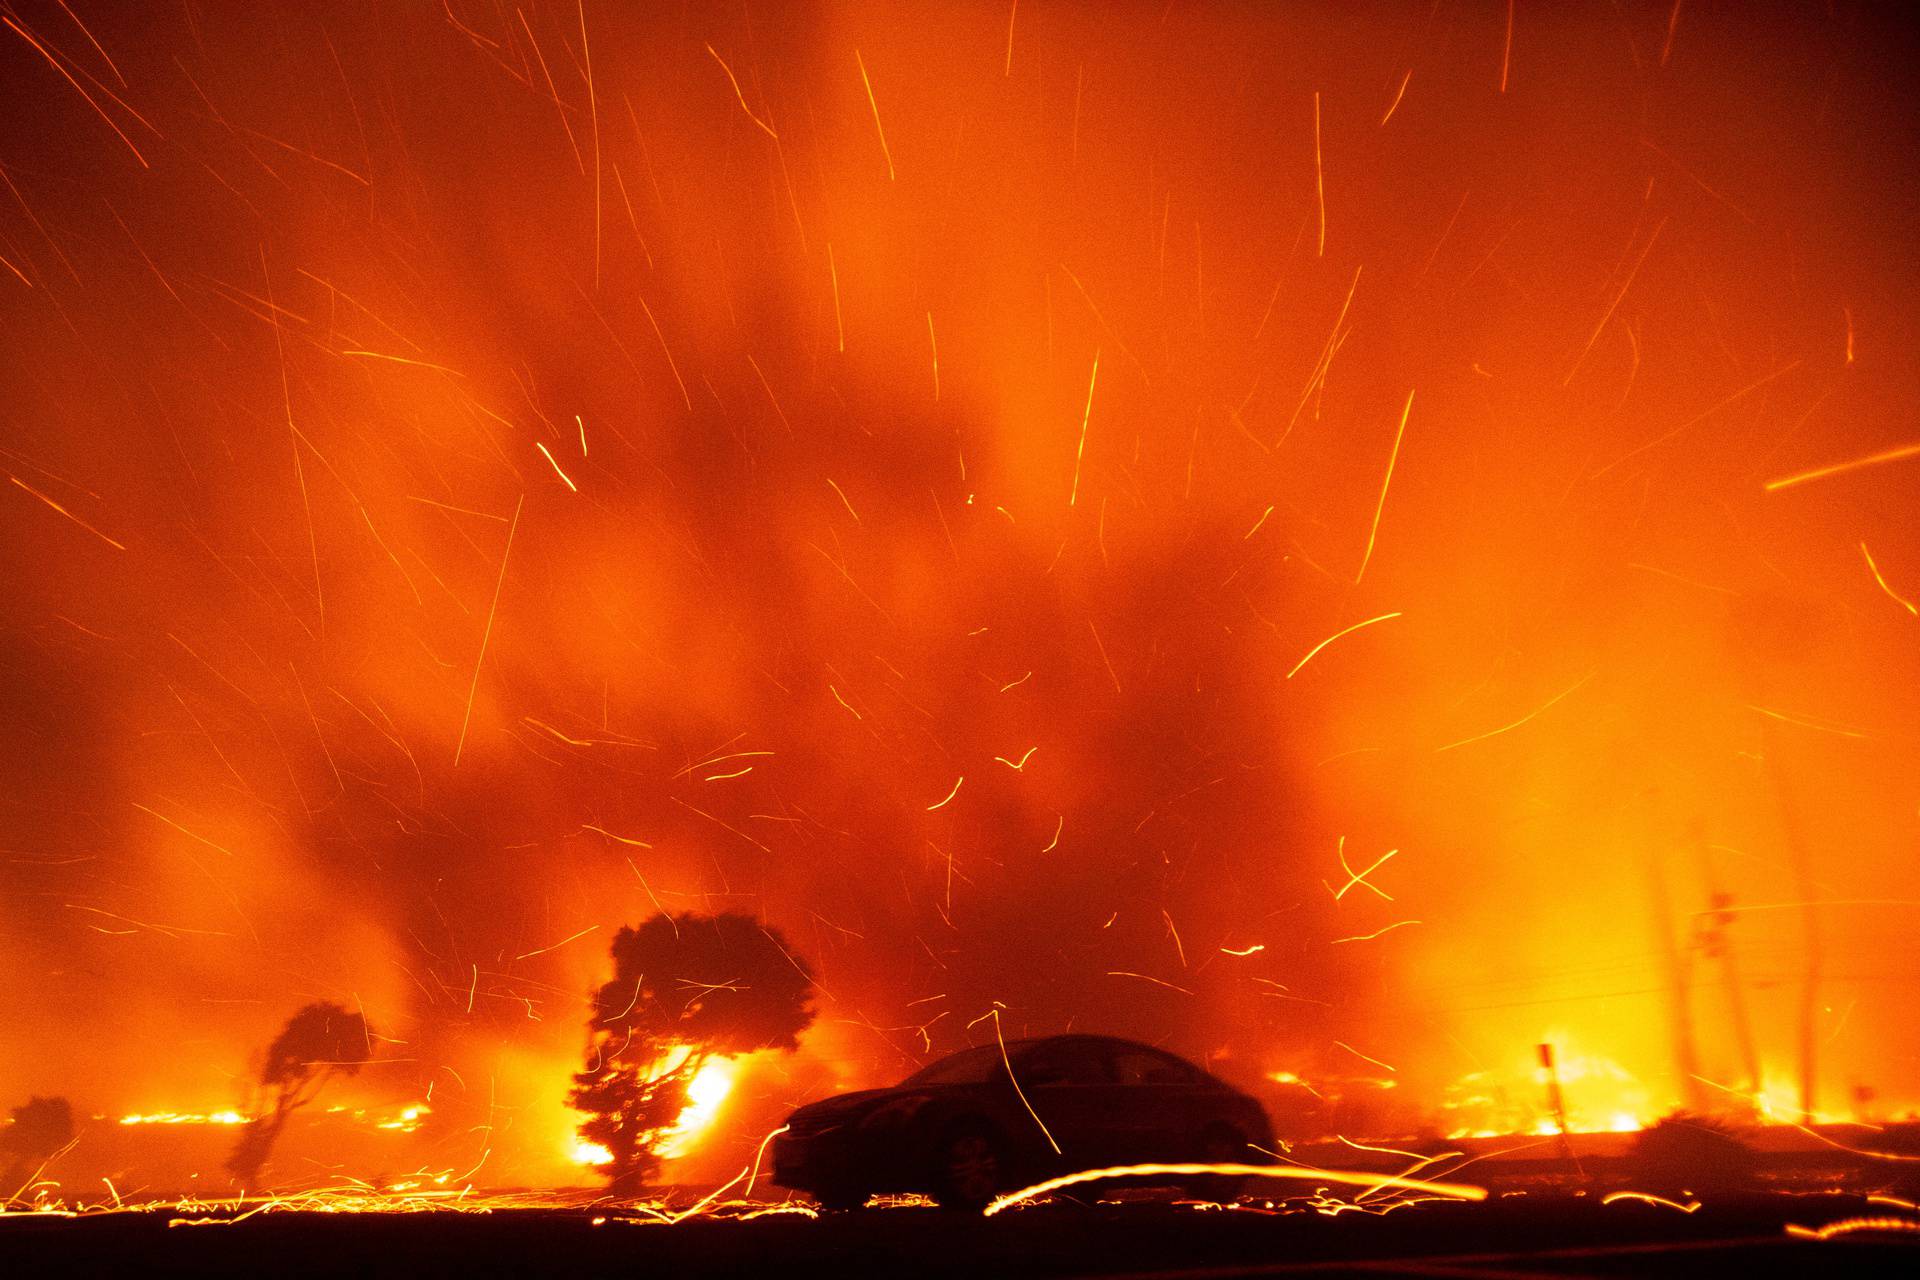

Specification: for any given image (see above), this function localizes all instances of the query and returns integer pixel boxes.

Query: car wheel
[1184,1126,1248,1202]
[932,1122,1004,1211]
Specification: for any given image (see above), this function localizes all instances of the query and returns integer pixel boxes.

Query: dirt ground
[3,1191,1914,1278]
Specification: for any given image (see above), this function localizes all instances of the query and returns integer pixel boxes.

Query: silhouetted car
[772,1034,1274,1210]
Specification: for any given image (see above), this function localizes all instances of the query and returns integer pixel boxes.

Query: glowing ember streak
[1330,919,1420,944]
[828,684,863,719]
[854,50,894,182]
[1332,1040,1397,1073]
[1283,265,1363,442]
[825,477,861,524]
[534,441,578,491]
[1312,91,1326,256]
[1745,703,1871,739]
[1069,350,1099,505]
[1764,439,1920,493]
[704,43,777,139]
[985,1163,1485,1216]
[4,473,125,550]
[1691,1074,1920,1160]
[1329,841,1397,901]
[1335,1135,1420,1159]
[1861,542,1917,615]
[1220,943,1264,957]
[1602,1190,1700,1213]
[1105,971,1195,995]
[3,16,150,168]
[981,1007,1059,1155]
[1380,70,1411,125]
[1434,670,1595,752]
[579,1,600,288]
[1499,0,1514,93]
[513,923,598,961]
[926,311,940,399]
[634,290,693,411]
[1354,390,1413,583]
[1003,0,1017,75]
[1287,611,1402,679]
[744,1123,790,1198]
[1598,359,1803,476]
[1786,1216,1920,1240]
[1041,815,1063,852]
[578,823,652,848]
[925,775,963,810]
[1660,0,1683,64]
[1087,618,1122,692]
[1564,218,1666,386]
[827,243,845,352]
[453,494,524,766]
[993,747,1037,770]
[721,358,784,440]
[1269,1070,1323,1097]
[337,350,464,375]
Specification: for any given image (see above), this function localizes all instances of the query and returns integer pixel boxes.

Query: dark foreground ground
[3,1192,1916,1278]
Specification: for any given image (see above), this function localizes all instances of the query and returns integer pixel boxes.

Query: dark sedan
[771,1034,1274,1210]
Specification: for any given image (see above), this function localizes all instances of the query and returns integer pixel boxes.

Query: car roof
[1000,1033,1187,1058]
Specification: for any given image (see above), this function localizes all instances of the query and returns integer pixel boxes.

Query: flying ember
[1,1,1918,1262]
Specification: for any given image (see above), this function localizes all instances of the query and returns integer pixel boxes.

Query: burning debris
[567,913,814,1193]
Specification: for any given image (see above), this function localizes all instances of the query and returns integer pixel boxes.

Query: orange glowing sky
[1,0,1916,1188]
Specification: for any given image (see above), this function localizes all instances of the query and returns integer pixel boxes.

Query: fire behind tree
[568,914,815,1193]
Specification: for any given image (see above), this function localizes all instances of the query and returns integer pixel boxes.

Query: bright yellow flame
[1443,1039,1662,1138]
[565,1053,743,1170]
[570,1138,613,1167]
[119,1109,248,1126]
[375,1104,430,1132]
[658,1057,739,1159]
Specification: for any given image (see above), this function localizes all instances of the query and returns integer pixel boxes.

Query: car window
[1111,1049,1199,1086]
[1015,1041,1111,1086]
[902,1045,1003,1086]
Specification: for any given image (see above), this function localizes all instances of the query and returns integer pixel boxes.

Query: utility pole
[1727,591,1826,1125]
[1761,716,1822,1123]
[1537,1042,1582,1176]
[1692,827,1763,1099]
[1646,841,1707,1113]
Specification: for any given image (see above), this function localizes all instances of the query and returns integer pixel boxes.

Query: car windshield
[901,1044,1006,1086]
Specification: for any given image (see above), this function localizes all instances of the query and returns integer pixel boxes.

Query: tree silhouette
[226,1001,374,1187]
[568,912,815,1194]
[3,1096,76,1201]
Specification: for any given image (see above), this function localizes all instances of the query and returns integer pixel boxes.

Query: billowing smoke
[1,1,1915,1185]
